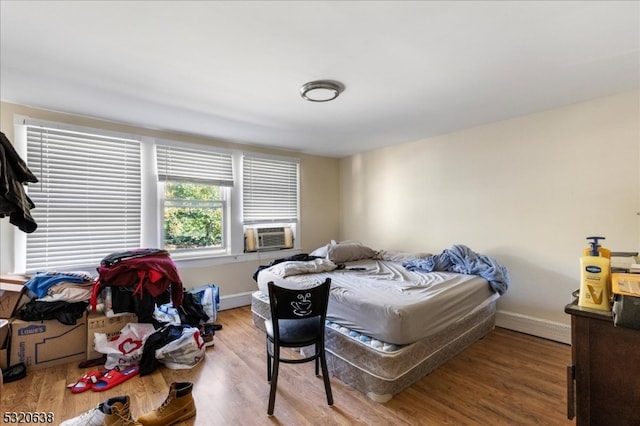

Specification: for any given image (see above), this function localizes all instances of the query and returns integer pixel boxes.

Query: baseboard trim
[219,291,253,311]
[495,310,571,344]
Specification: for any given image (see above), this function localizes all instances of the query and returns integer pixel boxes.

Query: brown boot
[136,382,196,426]
[103,396,142,426]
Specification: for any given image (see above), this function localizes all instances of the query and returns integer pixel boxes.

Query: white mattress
[256,258,497,345]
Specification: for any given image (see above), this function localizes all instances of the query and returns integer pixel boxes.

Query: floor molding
[219,291,253,311]
[495,310,571,345]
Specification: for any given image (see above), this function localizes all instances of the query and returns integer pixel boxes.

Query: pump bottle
[578,236,611,311]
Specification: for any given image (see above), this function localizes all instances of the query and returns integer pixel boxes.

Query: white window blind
[242,154,299,223]
[156,144,233,186]
[25,125,141,271]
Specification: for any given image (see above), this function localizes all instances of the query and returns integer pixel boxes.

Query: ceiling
[1,1,639,158]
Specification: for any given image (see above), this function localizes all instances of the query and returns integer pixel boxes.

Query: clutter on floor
[1,362,26,384]
[0,249,220,426]
[136,382,197,426]
[59,382,196,426]
[68,366,140,393]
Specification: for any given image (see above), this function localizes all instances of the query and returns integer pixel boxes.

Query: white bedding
[256,258,498,345]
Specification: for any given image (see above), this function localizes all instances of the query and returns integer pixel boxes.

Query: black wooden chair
[265,278,333,415]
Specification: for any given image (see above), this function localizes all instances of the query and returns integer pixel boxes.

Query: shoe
[103,396,142,426]
[2,363,26,383]
[92,365,140,392]
[67,369,107,393]
[59,403,106,426]
[137,382,196,426]
[200,324,215,347]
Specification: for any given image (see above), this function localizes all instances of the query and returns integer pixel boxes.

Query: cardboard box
[0,275,29,318]
[0,319,10,370]
[86,312,138,361]
[10,313,87,371]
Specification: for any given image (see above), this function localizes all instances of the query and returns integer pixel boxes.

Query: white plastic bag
[154,303,182,325]
[188,284,219,323]
[94,322,156,369]
[155,326,205,370]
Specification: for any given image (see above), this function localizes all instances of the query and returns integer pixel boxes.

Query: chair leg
[266,340,272,382]
[267,352,280,415]
[319,350,333,406]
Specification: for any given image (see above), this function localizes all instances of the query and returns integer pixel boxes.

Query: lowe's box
[86,312,137,361]
[0,319,9,369]
[10,313,87,371]
[0,275,29,318]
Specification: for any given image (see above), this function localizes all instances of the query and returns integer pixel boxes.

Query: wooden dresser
[565,301,640,425]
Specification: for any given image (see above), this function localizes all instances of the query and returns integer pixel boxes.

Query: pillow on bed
[376,249,431,262]
[310,240,365,258]
[330,239,362,245]
[310,244,331,258]
[268,258,337,277]
[326,243,376,263]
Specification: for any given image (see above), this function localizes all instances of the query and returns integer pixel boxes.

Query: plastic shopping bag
[94,322,156,369]
[155,326,205,370]
[154,303,182,325]
[188,284,219,323]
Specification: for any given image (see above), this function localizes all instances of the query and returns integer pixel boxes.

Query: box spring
[251,291,496,402]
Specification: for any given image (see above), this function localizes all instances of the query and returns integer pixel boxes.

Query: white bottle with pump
[578,236,611,311]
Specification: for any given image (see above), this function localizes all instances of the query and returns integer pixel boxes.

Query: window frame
[242,152,300,225]
[16,119,142,273]
[159,181,229,256]
[12,116,301,273]
[154,140,236,259]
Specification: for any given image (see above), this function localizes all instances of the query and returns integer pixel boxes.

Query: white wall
[339,91,640,343]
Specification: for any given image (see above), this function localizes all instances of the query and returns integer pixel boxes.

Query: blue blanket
[403,244,510,295]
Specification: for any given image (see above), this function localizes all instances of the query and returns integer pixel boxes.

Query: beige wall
[0,102,341,300]
[340,90,640,339]
[3,91,639,340]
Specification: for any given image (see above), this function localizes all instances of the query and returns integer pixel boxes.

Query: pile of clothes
[9,248,221,395]
[91,248,183,324]
[20,271,95,325]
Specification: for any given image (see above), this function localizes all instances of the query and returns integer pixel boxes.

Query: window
[242,154,299,224]
[163,182,225,250]
[156,143,233,253]
[24,124,141,271]
[13,118,300,273]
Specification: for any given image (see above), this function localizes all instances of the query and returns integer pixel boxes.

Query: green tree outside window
[164,182,224,250]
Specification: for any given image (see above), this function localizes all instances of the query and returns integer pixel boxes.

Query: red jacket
[91,251,183,310]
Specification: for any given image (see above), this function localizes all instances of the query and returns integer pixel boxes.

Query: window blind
[242,154,299,223]
[156,144,233,186]
[25,125,141,271]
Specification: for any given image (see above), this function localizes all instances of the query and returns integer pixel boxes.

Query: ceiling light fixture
[300,80,344,102]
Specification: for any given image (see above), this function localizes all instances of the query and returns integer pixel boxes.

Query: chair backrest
[267,278,331,322]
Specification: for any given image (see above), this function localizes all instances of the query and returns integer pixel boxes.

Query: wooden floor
[1,306,575,425]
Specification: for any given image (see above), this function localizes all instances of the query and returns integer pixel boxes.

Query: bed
[251,243,507,402]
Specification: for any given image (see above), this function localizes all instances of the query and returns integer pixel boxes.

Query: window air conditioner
[245,227,294,252]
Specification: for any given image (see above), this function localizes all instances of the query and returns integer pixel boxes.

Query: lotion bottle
[578,236,611,311]
[583,239,612,299]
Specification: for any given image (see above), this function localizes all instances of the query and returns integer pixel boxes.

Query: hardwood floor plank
[1,307,574,425]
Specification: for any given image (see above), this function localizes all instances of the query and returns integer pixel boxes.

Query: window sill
[172,248,303,268]
[17,249,303,275]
